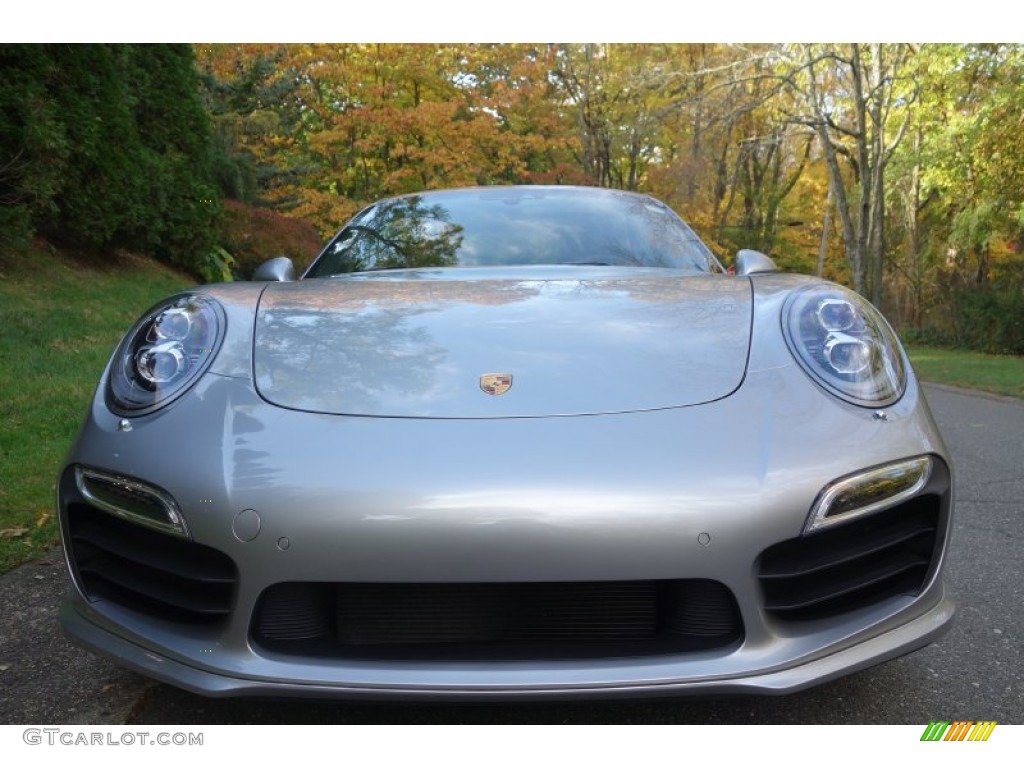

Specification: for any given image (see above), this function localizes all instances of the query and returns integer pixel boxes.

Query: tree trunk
[817,176,833,277]
[904,129,922,326]
[851,45,872,298]
[867,44,886,308]
[803,45,865,295]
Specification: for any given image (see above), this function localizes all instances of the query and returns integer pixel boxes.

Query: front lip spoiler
[60,594,955,701]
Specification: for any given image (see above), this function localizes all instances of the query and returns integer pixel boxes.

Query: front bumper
[60,590,954,700]
[59,342,955,699]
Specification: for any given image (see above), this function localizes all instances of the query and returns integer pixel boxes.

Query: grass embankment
[0,243,192,573]
[905,345,1024,400]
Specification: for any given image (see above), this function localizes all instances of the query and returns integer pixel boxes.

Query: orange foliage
[218,200,325,278]
[196,43,829,276]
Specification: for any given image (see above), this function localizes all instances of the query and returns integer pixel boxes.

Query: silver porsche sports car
[58,185,954,700]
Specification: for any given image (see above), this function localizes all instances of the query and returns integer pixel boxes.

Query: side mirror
[734,249,779,276]
[252,256,296,282]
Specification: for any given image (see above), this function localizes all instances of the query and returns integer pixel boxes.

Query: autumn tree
[186,41,1024,354]
[194,44,580,235]
[550,43,673,190]
[890,44,1024,350]
[777,44,916,305]
[195,44,302,204]
[615,44,816,264]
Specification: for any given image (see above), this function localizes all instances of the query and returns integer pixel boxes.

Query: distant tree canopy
[195,43,1024,352]
[3,43,1024,352]
[0,44,218,269]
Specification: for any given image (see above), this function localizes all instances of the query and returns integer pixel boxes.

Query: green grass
[906,344,1024,400]
[0,244,192,573]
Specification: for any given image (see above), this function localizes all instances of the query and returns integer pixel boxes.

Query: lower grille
[758,495,941,621]
[67,503,237,623]
[254,580,742,659]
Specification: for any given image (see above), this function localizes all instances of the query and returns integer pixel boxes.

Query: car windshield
[305,187,718,277]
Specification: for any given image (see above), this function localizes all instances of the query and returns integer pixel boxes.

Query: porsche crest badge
[480,373,513,396]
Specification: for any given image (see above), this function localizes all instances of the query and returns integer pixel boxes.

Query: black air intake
[758,496,941,621]
[67,504,237,623]
[254,579,742,660]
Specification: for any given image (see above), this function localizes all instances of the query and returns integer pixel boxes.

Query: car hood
[253,267,752,418]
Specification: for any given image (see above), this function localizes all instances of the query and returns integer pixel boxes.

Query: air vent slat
[759,527,936,579]
[763,553,928,611]
[758,496,941,621]
[72,522,234,584]
[79,559,232,616]
[66,503,237,624]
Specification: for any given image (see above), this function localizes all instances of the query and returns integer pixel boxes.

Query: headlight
[783,284,905,406]
[108,294,224,415]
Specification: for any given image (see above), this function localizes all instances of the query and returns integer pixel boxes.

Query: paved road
[2,384,1021,724]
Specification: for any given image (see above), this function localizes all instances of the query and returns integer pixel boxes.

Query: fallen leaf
[36,512,51,529]
[0,528,29,539]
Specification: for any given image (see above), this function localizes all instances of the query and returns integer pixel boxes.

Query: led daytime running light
[75,465,190,539]
[804,456,933,533]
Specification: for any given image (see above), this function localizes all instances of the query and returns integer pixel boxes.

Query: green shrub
[0,45,219,273]
[0,206,32,255]
[952,286,1024,355]
[218,200,324,278]
[197,245,236,284]
[0,45,67,253]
